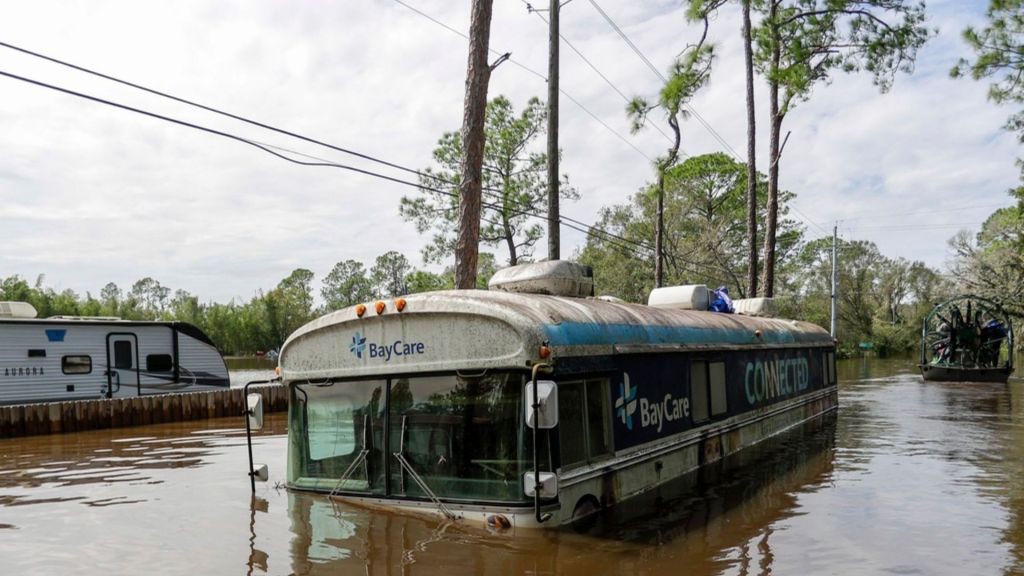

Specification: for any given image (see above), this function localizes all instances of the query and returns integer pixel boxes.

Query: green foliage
[321,260,374,312]
[406,270,453,293]
[949,206,1024,348]
[626,35,714,166]
[787,237,951,352]
[755,0,932,116]
[263,269,316,347]
[578,153,802,300]
[952,0,1024,139]
[401,95,578,266]
[371,251,411,298]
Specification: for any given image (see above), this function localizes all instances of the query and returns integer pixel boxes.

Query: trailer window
[146,354,173,372]
[62,355,92,375]
[113,341,133,369]
[28,349,46,358]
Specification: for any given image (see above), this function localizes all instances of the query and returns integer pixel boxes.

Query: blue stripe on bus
[542,322,820,347]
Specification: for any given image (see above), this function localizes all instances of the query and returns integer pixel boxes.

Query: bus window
[388,372,527,502]
[296,380,387,493]
[710,362,727,416]
[559,381,588,468]
[585,379,612,458]
[691,362,709,423]
[559,379,612,469]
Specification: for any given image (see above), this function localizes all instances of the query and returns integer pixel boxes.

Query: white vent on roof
[488,261,595,297]
[733,297,776,317]
[648,285,709,310]
[0,301,38,319]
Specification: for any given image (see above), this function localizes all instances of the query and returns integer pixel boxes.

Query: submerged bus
[278,262,837,529]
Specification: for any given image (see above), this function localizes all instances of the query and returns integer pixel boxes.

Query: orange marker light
[395,298,407,312]
[375,301,387,315]
[539,345,552,359]
[274,366,281,377]
[355,304,367,317]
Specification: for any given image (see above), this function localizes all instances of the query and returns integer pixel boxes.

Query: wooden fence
[0,384,289,438]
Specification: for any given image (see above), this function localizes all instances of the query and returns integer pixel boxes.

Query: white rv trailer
[0,302,229,405]
[277,262,838,530]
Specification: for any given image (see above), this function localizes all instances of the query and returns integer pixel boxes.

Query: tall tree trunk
[742,0,758,299]
[456,0,494,289]
[503,212,518,266]
[655,172,665,287]
[761,1,780,298]
[656,115,681,289]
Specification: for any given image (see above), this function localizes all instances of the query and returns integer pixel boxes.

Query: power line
[519,0,674,146]
[0,39,585,221]
[787,204,832,237]
[582,2,837,243]
[0,39,638,243]
[0,40,432,185]
[0,67,656,263]
[0,41,733,278]
[585,0,743,162]
[389,0,654,163]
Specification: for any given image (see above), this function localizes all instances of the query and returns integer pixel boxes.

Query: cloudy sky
[0,0,1017,303]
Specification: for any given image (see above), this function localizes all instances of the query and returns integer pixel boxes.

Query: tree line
[0,252,495,356]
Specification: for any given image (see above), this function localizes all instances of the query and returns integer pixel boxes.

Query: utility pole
[455,0,495,289]
[830,223,838,339]
[546,0,560,261]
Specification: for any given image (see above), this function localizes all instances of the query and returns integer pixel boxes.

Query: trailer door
[106,333,141,398]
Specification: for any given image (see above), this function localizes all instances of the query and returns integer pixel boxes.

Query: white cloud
[0,0,1018,303]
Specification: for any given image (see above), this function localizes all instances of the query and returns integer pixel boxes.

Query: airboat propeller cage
[919,294,1015,382]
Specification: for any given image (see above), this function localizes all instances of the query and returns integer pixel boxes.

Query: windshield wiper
[393,415,458,521]
[329,414,370,497]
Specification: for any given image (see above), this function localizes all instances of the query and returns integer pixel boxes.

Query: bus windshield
[289,371,548,503]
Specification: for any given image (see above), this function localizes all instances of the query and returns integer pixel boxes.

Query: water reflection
[280,414,837,575]
[0,415,288,575]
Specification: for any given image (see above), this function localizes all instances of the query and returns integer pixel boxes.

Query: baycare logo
[348,331,426,362]
[349,331,367,358]
[615,373,690,433]
[614,375,639,430]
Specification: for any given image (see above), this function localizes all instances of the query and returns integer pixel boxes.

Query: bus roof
[279,290,833,382]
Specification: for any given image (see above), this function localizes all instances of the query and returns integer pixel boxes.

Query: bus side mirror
[524,472,558,498]
[252,463,269,483]
[525,380,558,429]
[247,393,264,431]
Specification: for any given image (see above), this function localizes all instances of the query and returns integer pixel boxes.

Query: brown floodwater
[1,357,1023,575]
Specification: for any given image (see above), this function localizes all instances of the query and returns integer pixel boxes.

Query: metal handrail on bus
[531,362,553,524]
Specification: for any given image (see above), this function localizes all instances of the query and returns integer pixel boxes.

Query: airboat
[919,295,1015,383]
